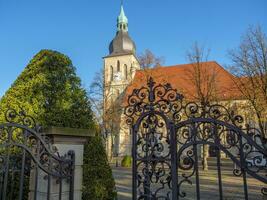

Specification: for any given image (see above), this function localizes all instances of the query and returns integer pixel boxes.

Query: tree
[185,43,218,170]
[89,68,122,160]
[138,49,165,69]
[185,43,218,105]
[0,49,116,199]
[0,49,95,129]
[88,69,105,127]
[229,26,267,139]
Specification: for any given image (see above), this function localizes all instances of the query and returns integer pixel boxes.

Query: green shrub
[0,49,96,199]
[0,49,95,129]
[121,155,132,167]
[82,136,117,200]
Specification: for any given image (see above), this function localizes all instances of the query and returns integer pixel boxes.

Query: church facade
[103,5,248,159]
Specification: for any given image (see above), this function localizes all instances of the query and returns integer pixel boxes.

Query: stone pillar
[29,126,94,200]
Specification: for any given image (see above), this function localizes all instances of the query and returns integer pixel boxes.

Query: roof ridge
[160,60,218,68]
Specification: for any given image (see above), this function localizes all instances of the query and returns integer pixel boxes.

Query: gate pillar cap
[43,126,95,144]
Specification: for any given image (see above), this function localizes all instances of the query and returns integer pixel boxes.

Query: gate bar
[18,145,26,200]
[47,155,51,200]
[132,126,137,200]
[170,122,178,200]
[69,151,75,200]
[239,134,248,200]
[2,131,11,200]
[34,140,40,200]
[192,123,200,200]
[214,125,223,200]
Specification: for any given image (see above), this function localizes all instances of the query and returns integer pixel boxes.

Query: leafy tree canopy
[0,49,95,129]
[0,50,116,199]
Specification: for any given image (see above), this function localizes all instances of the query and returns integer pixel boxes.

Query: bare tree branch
[185,42,218,105]
[138,49,165,69]
[229,25,267,138]
[185,42,218,171]
[88,68,122,160]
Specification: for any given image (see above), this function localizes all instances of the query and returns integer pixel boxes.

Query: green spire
[117,4,128,32]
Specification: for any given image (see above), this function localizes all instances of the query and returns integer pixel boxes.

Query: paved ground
[112,165,132,200]
[111,161,266,200]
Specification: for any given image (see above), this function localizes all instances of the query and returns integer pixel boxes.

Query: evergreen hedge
[83,136,117,200]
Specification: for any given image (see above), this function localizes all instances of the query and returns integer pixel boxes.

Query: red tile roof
[124,61,243,104]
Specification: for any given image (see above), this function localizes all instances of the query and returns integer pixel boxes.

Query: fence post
[29,126,94,200]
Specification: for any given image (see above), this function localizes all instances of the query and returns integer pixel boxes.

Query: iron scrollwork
[0,109,75,200]
[126,77,183,199]
[125,77,267,200]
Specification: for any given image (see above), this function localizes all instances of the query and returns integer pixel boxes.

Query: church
[103,5,244,159]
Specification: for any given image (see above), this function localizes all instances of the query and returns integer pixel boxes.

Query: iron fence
[125,77,267,200]
[0,109,75,200]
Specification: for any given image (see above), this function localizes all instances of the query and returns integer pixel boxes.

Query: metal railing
[0,109,75,200]
[125,77,267,200]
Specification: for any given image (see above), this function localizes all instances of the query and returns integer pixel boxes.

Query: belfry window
[110,66,113,81]
[130,64,134,75]
[124,64,128,79]
[117,60,120,72]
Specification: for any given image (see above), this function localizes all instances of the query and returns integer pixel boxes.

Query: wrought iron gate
[125,77,267,200]
[0,109,75,200]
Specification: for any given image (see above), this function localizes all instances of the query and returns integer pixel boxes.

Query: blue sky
[0,0,266,97]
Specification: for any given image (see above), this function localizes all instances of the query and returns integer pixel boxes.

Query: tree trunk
[202,144,209,171]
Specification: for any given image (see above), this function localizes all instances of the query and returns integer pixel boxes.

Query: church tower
[104,4,140,92]
[103,4,140,157]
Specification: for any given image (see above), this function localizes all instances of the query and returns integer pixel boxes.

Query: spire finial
[117,1,128,32]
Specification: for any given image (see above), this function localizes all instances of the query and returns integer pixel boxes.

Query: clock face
[114,72,122,81]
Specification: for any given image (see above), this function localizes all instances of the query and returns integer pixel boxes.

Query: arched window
[117,60,120,72]
[124,64,128,79]
[110,65,113,81]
